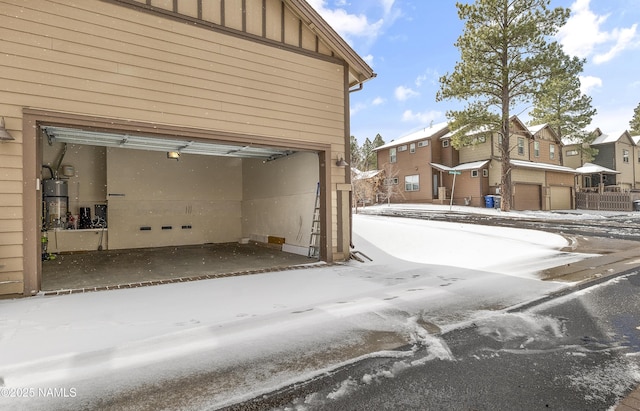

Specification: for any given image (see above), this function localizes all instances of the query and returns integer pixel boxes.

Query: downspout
[349,83,364,93]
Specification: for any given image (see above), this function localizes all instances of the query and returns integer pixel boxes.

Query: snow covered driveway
[0,214,597,410]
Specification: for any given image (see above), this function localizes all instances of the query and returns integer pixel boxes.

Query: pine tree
[361,138,375,171]
[630,103,640,135]
[370,133,385,170]
[529,51,597,163]
[349,135,362,169]
[437,0,569,211]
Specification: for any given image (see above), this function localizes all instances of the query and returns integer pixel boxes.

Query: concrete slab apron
[41,243,318,295]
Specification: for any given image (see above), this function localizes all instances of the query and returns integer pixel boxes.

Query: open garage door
[39,125,322,291]
[513,184,541,211]
[550,186,572,210]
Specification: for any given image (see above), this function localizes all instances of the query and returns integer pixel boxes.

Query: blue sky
[306,0,640,144]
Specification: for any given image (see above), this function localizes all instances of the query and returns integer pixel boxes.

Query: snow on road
[0,213,597,409]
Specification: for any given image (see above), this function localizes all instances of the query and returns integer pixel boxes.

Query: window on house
[517,137,525,155]
[482,169,488,177]
[398,145,407,152]
[410,143,416,153]
[550,144,556,160]
[418,140,429,147]
[442,140,449,148]
[384,177,398,185]
[390,147,396,163]
[567,150,579,156]
[471,170,479,178]
[623,149,630,163]
[534,141,540,157]
[405,175,419,191]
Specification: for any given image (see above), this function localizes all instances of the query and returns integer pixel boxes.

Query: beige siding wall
[615,141,635,188]
[512,169,545,185]
[510,133,531,161]
[531,129,561,165]
[635,146,640,188]
[546,172,574,186]
[459,139,492,163]
[563,144,585,170]
[0,1,346,140]
[0,0,351,294]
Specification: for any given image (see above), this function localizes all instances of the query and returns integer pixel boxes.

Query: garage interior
[39,125,322,292]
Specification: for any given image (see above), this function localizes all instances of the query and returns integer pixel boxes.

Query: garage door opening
[39,125,323,292]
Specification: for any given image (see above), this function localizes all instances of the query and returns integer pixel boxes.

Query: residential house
[633,135,640,188]
[373,122,454,204]
[377,116,575,210]
[589,129,636,190]
[351,168,385,207]
[0,0,374,297]
[440,118,574,210]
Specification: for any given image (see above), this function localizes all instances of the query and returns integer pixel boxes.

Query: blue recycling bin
[484,195,494,208]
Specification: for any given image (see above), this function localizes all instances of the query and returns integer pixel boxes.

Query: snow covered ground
[0,210,606,409]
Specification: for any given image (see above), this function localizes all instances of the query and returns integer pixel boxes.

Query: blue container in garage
[484,195,494,208]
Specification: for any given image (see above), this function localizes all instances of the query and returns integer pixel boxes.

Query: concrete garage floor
[41,243,319,295]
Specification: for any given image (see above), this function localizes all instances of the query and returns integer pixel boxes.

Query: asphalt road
[233,270,640,411]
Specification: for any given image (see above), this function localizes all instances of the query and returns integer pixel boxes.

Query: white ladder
[308,183,321,258]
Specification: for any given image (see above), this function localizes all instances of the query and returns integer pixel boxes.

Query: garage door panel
[550,186,571,210]
[514,184,541,211]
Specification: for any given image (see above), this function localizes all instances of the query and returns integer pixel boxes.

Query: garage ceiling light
[41,126,296,160]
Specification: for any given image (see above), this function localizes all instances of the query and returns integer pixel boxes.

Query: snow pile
[352,215,592,278]
[474,312,566,349]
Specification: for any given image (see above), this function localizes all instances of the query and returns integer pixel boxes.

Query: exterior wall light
[167,151,180,160]
[0,117,15,141]
[336,157,348,167]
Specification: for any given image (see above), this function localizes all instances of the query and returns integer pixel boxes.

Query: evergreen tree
[361,138,375,171]
[529,51,597,163]
[437,0,569,211]
[370,133,385,169]
[630,103,640,135]
[349,135,363,169]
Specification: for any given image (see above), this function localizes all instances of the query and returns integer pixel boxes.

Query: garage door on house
[550,186,572,210]
[513,184,541,211]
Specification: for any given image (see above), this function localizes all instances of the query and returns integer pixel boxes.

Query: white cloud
[350,97,385,116]
[557,0,638,64]
[579,75,602,94]
[402,110,442,123]
[306,0,384,44]
[350,102,367,116]
[415,69,440,88]
[395,86,419,101]
[362,54,374,67]
[380,0,395,15]
[593,24,638,64]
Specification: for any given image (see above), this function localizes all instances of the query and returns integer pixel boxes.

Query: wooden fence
[576,192,633,211]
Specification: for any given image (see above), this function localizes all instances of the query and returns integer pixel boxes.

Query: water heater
[43,179,69,230]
